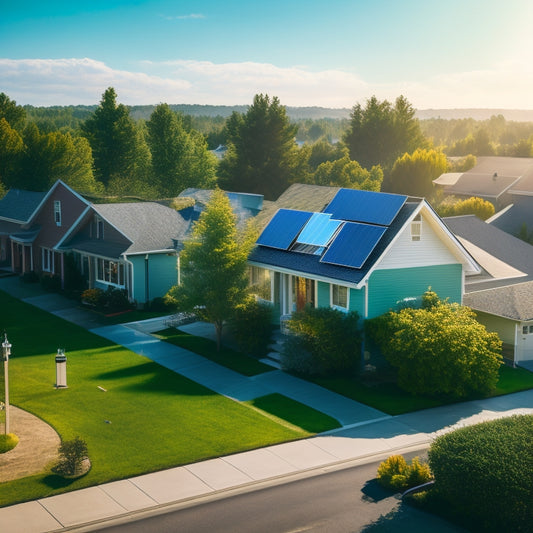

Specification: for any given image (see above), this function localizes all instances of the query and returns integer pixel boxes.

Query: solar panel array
[324,188,407,226]
[256,209,313,250]
[256,188,408,270]
[320,222,387,268]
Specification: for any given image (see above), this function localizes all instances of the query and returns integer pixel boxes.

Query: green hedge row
[428,415,533,532]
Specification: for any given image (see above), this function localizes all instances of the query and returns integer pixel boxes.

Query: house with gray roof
[59,202,196,305]
[248,187,479,329]
[0,180,91,276]
[434,156,533,209]
[444,214,533,366]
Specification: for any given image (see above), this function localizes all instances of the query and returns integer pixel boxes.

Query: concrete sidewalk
[1,388,532,532]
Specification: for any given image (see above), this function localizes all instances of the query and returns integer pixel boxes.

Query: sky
[2,0,533,109]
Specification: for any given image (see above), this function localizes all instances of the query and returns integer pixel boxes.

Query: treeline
[1,89,533,212]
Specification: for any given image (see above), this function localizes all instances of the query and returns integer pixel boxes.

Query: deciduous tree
[0,93,26,131]
[165,189,257,350]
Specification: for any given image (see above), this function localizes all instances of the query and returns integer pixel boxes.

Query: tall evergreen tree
[218,94,301,200]
[343,95,427,172]
[81,87,147,189]
[146,103,216,196]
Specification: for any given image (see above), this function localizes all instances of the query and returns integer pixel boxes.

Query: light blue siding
[129,253,178,304]
[348,287,365,316]
[317,281,330,307]
[367,264,462,318]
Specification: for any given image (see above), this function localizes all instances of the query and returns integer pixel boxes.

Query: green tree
[313,150,383,191]
[0,93,26,131]
[19,125,101,192]
[387,148,449,197]
[81,88,148,189]
[218,94,301,200]
[146,103,216,196]
[343,95,426,171]
[165,188,257,350]
[366,290,502,398]
[0,118,24,188]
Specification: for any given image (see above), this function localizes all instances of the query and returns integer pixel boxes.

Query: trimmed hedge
[428,415,533,532]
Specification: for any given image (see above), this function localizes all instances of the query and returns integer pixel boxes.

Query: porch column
[10,241,14,271]
[60,253,65,289]
[22,244,26,273]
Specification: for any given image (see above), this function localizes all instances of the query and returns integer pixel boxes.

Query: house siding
[317,281,330,307]
[376,211,458,270]
[367,263,462,318]
[349,287,365,315]
[128,253,178,304]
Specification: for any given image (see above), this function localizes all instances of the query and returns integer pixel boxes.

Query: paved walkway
[1,277,533,531]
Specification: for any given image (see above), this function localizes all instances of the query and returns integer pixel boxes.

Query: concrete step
[259,357,282,369]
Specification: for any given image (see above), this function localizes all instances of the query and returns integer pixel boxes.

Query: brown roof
[254,184,340,230]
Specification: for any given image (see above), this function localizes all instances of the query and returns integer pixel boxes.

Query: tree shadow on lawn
[92,361,217,397]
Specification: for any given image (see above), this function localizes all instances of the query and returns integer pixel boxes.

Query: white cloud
[1,57,533,109]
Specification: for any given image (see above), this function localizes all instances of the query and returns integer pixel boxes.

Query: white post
[2,334,11,435]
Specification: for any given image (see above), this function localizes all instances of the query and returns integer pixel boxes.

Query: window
[93,215,104,239]
[42,248,54,273]
[54,201,62,226]
[249,266,271,301]
[523,326,529,335]
[96,258,125,287]
[411,214,421,241]
[331,284,348,310]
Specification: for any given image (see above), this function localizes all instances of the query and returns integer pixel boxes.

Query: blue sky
[2,0,532,108]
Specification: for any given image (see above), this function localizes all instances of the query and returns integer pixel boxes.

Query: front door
[293,276,315,312]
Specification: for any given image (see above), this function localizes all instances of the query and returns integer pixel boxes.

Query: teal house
[248,188,480,322]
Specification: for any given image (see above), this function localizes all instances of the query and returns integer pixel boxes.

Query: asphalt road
[95,457,466,533]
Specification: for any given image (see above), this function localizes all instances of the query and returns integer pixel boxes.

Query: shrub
[52,436,90,478]
[428,415,533,533]
[104,287,131,312]
[81,288,105,308]
[20,271,38,284]
[148,296,173,312]
[282,306,362,376]
[377,454,432,491]
[0,433,19,453]
[230,298,273,356]
[62,252,86,297]
[365,290,502,398]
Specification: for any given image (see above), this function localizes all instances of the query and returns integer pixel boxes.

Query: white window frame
[54,201,62,227]
[330,284,349,311]
[411,214,422,241]
[42,247,54,273]
[94,215,104,239]
[96,258,125,288]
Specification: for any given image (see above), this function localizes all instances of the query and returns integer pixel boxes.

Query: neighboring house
[59,202,195,305]
[0,180,91,277]
[248,187,479,325]
[487,168,533,238]
[445,214,533,366]
[178,188,263,227]
[434,156,533,209]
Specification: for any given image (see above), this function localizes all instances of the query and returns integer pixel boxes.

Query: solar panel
[320,222,387,269]
[324,189,407,226]
[296,212,342,247]
[256,209,313,250]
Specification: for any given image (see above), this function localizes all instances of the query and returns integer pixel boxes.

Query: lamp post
[2,334,11,435]
[55,348,67,389]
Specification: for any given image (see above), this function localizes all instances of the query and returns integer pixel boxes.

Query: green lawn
[154,327,273,376]
[308,363,533,416]
[0,292,314,507]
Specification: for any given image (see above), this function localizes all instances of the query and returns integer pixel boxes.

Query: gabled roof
[0,189,47,223]
[507,168,533,196]
[436,157,533,200]
[444,215,533,290]
[250,188,478,288]
[91,202,193,255]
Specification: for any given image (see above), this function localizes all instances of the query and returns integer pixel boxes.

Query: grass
[246,394,341,433]
[0,291,315,507]
[307,362,533,416]
[154,327,273,376]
